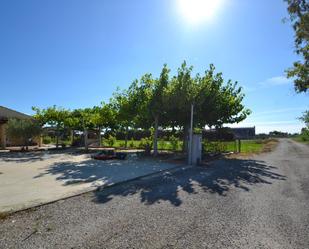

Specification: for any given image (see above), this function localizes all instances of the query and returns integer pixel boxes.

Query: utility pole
[188,103,194,165]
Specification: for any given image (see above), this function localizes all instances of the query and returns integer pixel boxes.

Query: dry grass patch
[0,212,10,220]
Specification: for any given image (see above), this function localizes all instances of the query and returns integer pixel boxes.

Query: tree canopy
[32,62,251,153]
[285,0,309,93]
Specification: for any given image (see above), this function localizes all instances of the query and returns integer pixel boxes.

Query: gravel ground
[0,139,308,249]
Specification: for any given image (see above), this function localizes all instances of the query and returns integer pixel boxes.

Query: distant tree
[284,0,309,93]
[6,118,41,150]
[299,110,309,127]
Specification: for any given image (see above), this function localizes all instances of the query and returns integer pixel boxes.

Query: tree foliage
[300,110,309,127]
[6,118,41,149]
[32,62,250,153]
[285,0,309,93]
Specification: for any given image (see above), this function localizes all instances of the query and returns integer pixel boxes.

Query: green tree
[6,118,41,150]
[148,65,170,156]
[166,62,250,152]
[195,64,250,128]
[284,0,309,93]
[300,110,309,127]
[111,80,142,148]
[32,106,70,148]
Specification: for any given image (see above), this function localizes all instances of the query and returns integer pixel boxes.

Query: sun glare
[177,0,223,24]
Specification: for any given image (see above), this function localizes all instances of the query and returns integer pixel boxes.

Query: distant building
[0,106,40,149]
[203,127,256,141]
[230,127,256,140]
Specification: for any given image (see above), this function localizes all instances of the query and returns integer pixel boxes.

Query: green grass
[43,135,273,154]
[203,139,268,154]
[102,139,183,151]
[293,135,309,144]
[102,138,268,154]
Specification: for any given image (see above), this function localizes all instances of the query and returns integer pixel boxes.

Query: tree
[32,106,70,148]
[284,0,309,93]
[166,61,196,151]
[195,65,250,128]
[299,110,309,127]
[6,118,41,150]
[148,64,170,156]
[111,80,143,148]
[166,62,250,152]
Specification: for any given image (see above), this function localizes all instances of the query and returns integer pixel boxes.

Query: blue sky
[0,0,307,133]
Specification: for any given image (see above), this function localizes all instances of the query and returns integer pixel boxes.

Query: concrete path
[0,151,179,212]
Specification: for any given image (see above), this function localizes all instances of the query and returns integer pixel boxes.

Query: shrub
[107,135,116,147]
[139,137,153,155]
[6,118,42,149]
[169,135,179,151]
[203,140,227,153]
[158,139,165,150]
[43,136,52,144]
[119,142,126,148]
[129,138,135,148]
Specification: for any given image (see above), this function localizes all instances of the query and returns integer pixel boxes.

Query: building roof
[230,127,255,139]
[0,106,32,120]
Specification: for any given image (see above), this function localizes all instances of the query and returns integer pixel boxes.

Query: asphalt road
[0,139,308,249]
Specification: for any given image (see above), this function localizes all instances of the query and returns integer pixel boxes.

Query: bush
[158,139,165,150]
[203,140,227,153]
[169,135,179,151]
[43,136,52,144]
[300,128,309,141]
[119,142,126,148]
[139,137,153,155]
[107,135,116,147]
[129,138,135,148]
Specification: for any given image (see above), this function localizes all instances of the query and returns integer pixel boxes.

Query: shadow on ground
[93,159,286,207]
[0,150,84,163]
[33,157,176,186]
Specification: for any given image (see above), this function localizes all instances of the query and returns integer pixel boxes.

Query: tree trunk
[124,126,128,148]
[56,126,59,148]
[98,127,102,147]
[153,115,159,157]
[70,129,74,146]
[84,129,88,151]
[182,125,189,153]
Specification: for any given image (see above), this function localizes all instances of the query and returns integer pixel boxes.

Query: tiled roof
[0,106,32,120]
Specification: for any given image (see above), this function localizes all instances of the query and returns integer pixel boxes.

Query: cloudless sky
[0,0,308,133]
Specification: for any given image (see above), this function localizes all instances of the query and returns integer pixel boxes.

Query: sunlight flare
[177,0,223,24]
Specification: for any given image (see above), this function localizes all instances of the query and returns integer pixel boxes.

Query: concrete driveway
[0,150,179,213]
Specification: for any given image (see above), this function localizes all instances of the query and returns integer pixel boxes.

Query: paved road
[1,139,308,248]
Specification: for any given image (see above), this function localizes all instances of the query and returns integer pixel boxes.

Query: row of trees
[32,62,251,155]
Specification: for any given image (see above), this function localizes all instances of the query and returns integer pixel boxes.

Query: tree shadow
[0,150,85,163]
[33,158,177,187]
[93,159,286,206]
